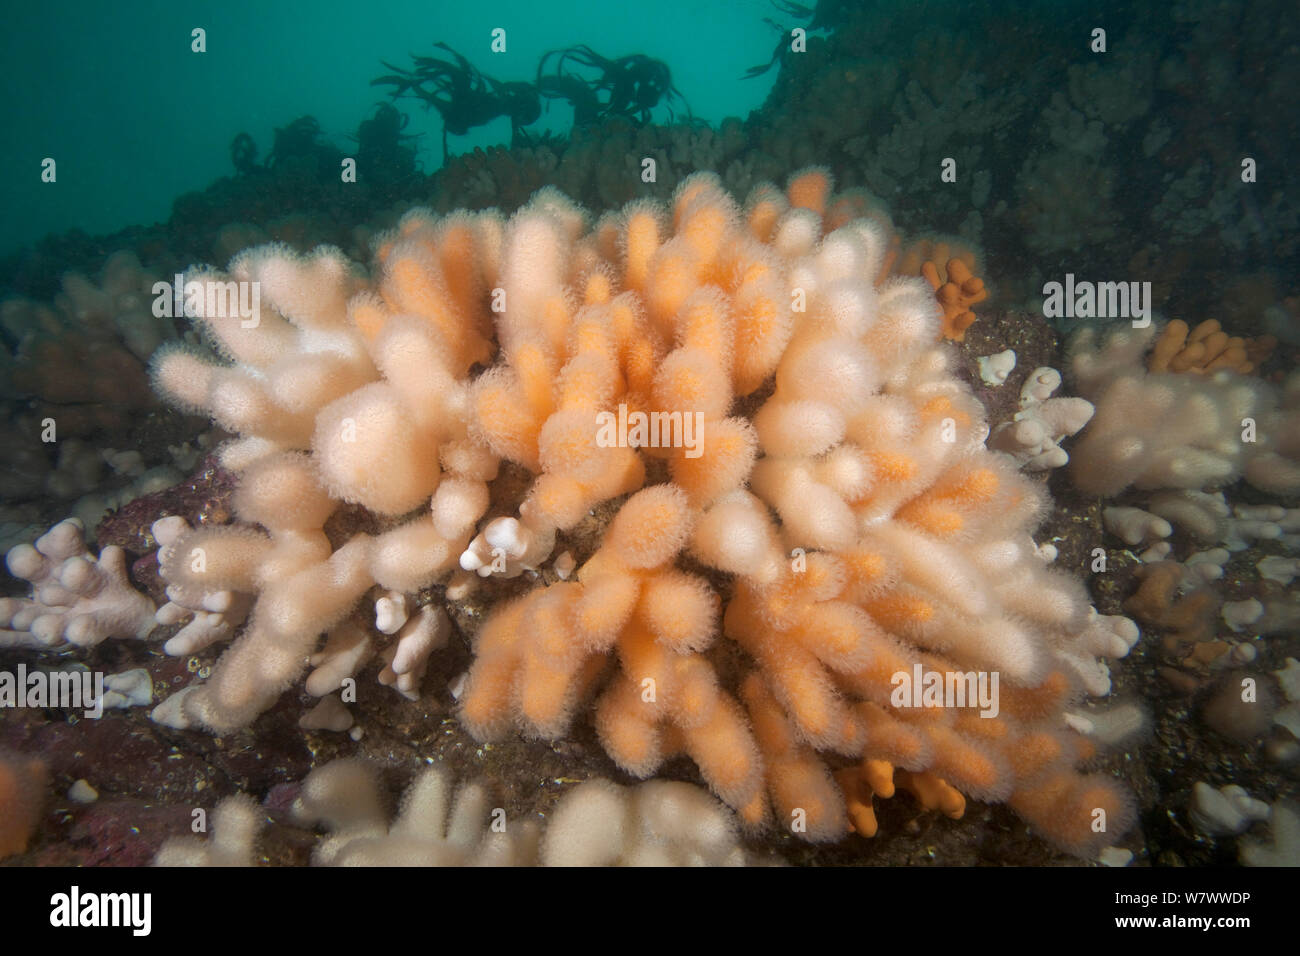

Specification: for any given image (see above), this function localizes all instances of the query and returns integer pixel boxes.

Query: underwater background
[0,0,1296,868]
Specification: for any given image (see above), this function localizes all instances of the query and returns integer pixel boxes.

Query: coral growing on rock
[1,252,176,450]
[0,518,155,650]
[11,169,1141,859]
[446,170,1138,856]
[156,757,754,867]
[920,256,987,342]
[1069,323,1300,496]
[1147,319,1275,376]
[290,758,537,866]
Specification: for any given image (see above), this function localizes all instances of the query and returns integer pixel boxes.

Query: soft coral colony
[20,169,1138,858]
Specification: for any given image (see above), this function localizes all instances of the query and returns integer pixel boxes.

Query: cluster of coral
[3,1,1297,872]
[1053,312,1298,865]
[1069,321,1299,497]
[156,756,755,867]
[0,517,155,650]
[0,252,171,431]
[0,252,205,551]
[0,169,1137,860]
[449,171,1134,855]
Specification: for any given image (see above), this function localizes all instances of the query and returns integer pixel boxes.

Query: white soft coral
[0,518,155,649]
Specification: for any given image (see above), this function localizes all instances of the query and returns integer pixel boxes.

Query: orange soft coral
[461,484,765,811]
[0,751,47,859]
[1147,318,1275,375]
[921,257,987,341]
[893,238,987,341]
[134,164,1135,858]
[836,760,966,838]
[456,170,1137,858]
